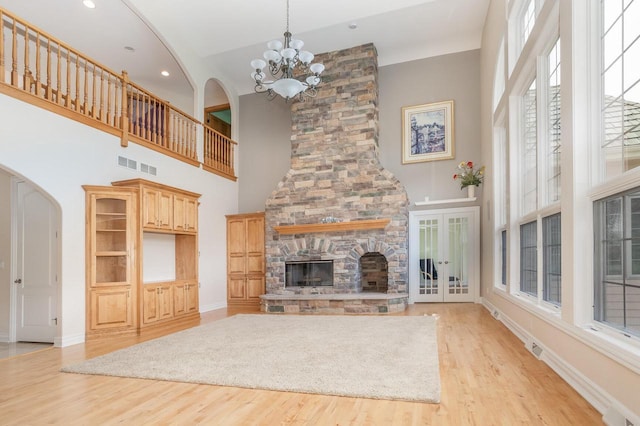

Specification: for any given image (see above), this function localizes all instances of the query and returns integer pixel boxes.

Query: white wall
[0,93,238,346]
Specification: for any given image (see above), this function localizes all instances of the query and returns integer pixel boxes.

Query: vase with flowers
[453,161,485,198]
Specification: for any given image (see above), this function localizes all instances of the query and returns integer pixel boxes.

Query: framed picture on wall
[401,100,454,164]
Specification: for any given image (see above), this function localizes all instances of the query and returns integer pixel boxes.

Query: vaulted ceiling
[0,0,489,101]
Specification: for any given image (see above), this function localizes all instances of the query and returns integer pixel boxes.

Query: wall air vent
[531,342,543,358]
[117,155,137,171]
[140,163,157,176]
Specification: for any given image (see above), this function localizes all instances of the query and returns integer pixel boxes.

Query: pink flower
[467,161,473,168]
[453,174,458,179]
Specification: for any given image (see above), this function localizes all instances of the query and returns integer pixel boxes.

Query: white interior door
[410,207,479,303]
[13,180,58,343]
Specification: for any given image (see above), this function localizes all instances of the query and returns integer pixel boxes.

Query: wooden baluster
[74,53,80,112]
[106,74,112,126]
[23,24,32,92]
[120,71,129,147]
[191,122,197,159]
[98,70,104,122]
[46,38,53,101]
[10,19,17,86]
[150,98,157,143]
[90,65,96,118]
[34,33,40,96]
[83,60,89,115]
[65,47,70,107]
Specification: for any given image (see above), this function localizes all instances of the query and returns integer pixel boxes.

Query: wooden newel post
[120,70,129,147]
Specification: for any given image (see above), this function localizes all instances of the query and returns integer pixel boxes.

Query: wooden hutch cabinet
[226,212,265,308]
[83,186,138,338]
[84,179,200,339]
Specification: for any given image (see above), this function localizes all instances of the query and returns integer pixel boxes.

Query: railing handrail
[0,6,237,181]
[0,9,124,82]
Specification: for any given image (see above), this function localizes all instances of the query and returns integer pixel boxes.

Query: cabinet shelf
[96,251,127,257]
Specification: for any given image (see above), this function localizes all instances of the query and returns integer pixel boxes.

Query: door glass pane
[419,218,439,295]
[448,216,469,294]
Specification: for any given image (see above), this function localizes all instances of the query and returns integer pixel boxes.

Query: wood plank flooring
[0,303,602,425]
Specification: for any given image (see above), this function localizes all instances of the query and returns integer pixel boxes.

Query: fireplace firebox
[285,260,333,287]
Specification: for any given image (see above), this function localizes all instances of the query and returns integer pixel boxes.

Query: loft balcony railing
[0,7,237,181]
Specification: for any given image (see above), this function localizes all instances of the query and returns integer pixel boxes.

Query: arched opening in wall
[204,79,231,139]
[359,252,388,293]
[0,166,60,348]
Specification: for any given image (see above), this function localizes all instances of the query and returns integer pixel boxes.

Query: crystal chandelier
[250,0,325,101]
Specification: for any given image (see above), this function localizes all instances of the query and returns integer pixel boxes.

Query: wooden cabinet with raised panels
[84,179,201,339]
[174,281,198,316]
[226,212,265,308]
[142,282,174,324]
[141,187,173,231]
[83,186,138,338]
[174,194,198,233]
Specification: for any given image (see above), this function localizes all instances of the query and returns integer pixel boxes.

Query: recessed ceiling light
[348,22,358,30]
[83,0,96,9]
[161,70,170,77]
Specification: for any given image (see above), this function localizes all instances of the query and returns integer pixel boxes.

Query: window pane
[595,188,640,337]
[523,79,537,214]
[522,0,536,46]
[547,39,561,204]
[543,214,561,305]
[601,0,640,178]
[502,230,507,286]
[520,221,537,296]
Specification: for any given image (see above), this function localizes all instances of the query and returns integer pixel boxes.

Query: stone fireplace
[262,43,409,313]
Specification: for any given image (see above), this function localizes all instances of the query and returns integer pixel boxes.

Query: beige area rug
[62,314,440,403]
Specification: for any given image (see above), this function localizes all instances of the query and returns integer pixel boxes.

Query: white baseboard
[480,298,639,426]
[56,333,85,348]
[0,332,9,343]
[200,302,227,313]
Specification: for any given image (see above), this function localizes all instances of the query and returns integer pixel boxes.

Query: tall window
[601,0,640,178]
[543,213,561,305]
[520,221,537,296]
[594,189,640,337]
[523,79,538,214]
[547,38,562,203]
[522,0,536,45]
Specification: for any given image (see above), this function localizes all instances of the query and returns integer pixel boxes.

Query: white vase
[467,185,475,198]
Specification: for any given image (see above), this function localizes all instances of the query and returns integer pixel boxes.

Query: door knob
[14,278,22,284]
[444,261,449,264]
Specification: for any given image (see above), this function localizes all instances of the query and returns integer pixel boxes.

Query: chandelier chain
[286,0,290,34]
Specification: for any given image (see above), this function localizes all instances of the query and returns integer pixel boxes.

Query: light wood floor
[0,303,601,425]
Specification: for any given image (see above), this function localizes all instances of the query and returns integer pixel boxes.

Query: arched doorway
[0,168,60,344]
[204,79,232,138]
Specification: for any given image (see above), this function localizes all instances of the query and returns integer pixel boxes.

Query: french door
[409,207,479,303]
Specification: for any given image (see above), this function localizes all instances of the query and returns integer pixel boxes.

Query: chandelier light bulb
[264,50,281,63]
[289,39,304,50]
[298,51,314,64]
[309,63,325,74]
[267,40,283,51]
[250,59,266,70]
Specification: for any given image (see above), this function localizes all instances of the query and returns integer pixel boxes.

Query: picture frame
[401,100,454,164]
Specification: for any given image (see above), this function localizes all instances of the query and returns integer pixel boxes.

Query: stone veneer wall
[264,43,409,294]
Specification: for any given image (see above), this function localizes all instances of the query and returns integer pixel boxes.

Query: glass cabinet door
[91,194,133,287]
